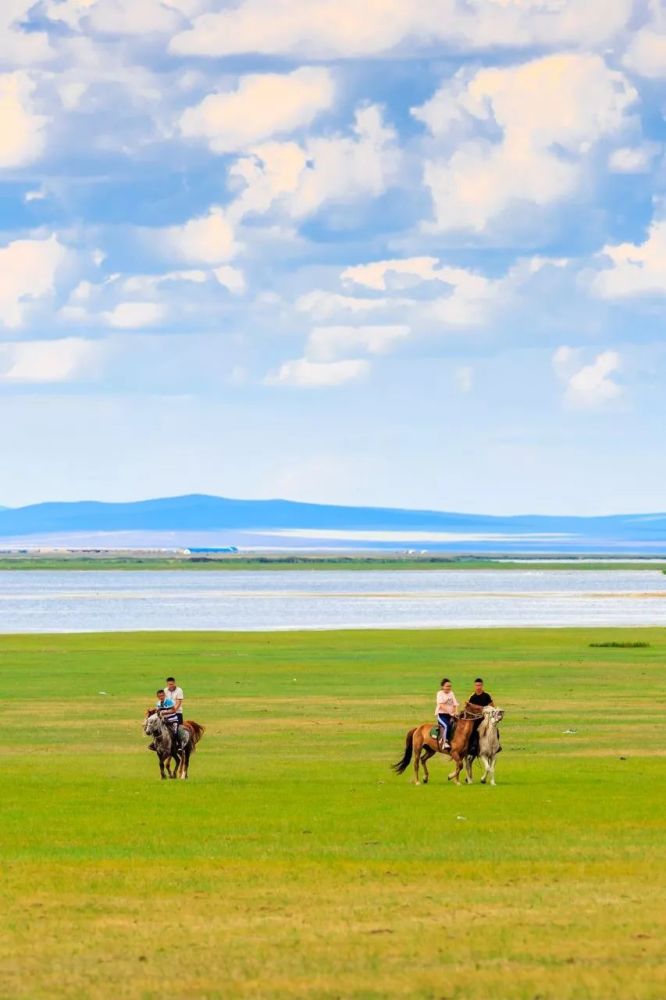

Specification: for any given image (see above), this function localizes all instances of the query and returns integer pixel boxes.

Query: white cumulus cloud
[0,72,48,169]
[623,27,666,79]
[553,346,623,409]
[45,0,199,35]
[170,0,633,60]
[0,2,52,65]
[121,270,208,294]
[342,257,441,290]
[0,235,67,329]
[413,53,637,235]
[103,301,166,329]
[213,266,246,295]
[0,337,99,383]
[307,324,410,361]
[608,144,660,173]
[161,206,237,264]
[229,105,399,221]
[266,357,370,387]
[179,68,335,153]
[592,219,666,298]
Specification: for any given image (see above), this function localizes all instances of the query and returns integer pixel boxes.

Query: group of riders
[146,674,497,759]
[436,676,497,756]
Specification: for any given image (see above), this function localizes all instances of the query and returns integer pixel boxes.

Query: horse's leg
[421,746,434,785]
[413,731,423,785]
[489,755,497,786]
[159,754,166,780]
[447,750,463,784]
[480,755,490,784]
[464,756,474,784]
[180,748,190,780]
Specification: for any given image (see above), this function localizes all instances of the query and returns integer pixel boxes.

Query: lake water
[0,569,665,632]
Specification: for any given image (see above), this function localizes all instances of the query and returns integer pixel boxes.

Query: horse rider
[436,677,458,751]
[156,688,173,711]
[467,677,497,758]
[160,676,185,752]
[165,677,184,726]
[147,688,173,752]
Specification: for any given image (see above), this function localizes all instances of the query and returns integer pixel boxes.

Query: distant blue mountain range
[0,494,665,553]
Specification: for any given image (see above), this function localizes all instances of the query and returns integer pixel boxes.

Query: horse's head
[483,706,504,725]
[144,712,161,736]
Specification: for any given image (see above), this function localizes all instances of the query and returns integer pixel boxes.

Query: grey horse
[144,711,205,780]
[144,711,189,780]
[464,706,505,786]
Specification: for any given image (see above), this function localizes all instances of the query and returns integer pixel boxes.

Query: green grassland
[2,627,665,999]
[1,554,666,570]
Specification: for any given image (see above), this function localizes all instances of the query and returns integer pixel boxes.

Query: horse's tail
[185,721,205,749]
[392,727,416,774]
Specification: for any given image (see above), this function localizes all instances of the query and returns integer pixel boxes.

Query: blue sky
[0,0,665,514]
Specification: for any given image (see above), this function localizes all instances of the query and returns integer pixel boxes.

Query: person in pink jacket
[435,678,459,750]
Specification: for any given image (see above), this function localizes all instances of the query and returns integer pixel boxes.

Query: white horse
[144,711,188,780]
[464,706,504,786]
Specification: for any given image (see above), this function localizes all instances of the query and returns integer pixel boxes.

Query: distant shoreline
[1,555,665,571]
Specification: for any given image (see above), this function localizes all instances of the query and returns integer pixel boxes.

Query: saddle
[430,720,458,744]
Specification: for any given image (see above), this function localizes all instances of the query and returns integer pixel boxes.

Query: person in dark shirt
[468,677,495,757]
[469,677,494,708]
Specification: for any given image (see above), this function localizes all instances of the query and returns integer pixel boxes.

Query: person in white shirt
[435,678,459,751]
[161,677,184,749]
[164,677,184,722]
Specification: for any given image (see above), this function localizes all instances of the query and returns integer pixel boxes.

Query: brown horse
[178,720,205,779]
[392,703,483,785]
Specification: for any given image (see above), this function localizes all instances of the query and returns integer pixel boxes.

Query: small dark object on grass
[589,641,650,648]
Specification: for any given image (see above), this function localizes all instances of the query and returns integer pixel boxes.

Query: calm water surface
[0,569,665,632]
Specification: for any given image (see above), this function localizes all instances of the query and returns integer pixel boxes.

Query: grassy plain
[2,628,665,999]
[1,555,665,571]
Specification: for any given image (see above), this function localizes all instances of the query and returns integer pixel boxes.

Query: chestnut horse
[392,703,483,785]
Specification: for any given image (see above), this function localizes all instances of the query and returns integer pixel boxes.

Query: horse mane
[457,701,483,722]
